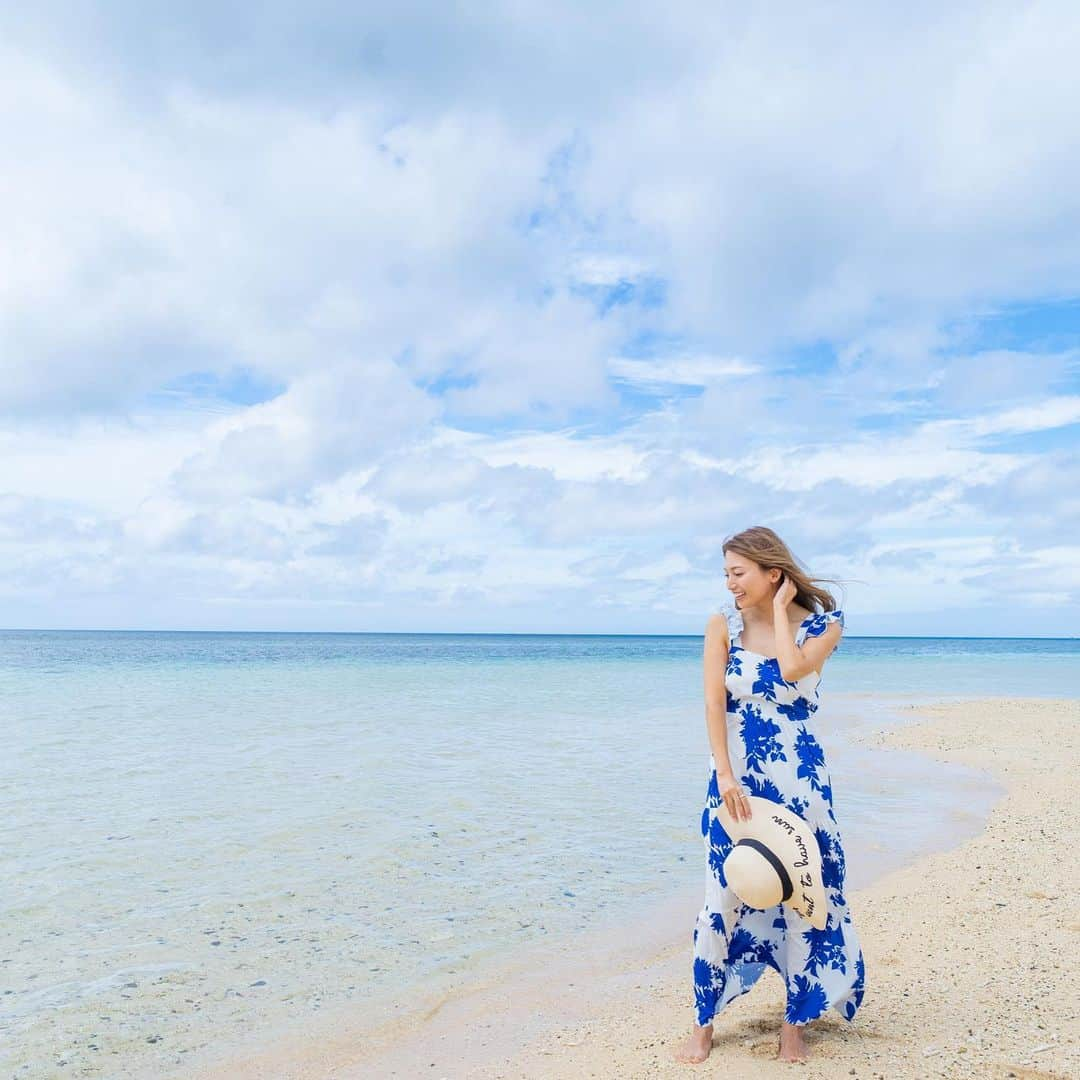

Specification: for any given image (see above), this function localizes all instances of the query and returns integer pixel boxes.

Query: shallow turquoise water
[0,630,1075,1076]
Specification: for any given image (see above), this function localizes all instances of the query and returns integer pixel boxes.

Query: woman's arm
[773,618,843,682]
[703,614,735,775]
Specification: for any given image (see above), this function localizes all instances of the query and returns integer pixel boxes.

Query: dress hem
[697,974,866,1029]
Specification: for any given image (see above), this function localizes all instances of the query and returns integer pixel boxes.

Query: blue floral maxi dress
[691,607,867,1027]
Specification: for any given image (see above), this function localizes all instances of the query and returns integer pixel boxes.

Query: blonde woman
[674,526,866,1065]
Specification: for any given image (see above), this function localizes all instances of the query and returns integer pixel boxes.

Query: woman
[673,526,866,1065]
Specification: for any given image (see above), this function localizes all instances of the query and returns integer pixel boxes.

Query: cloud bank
[1,2,1077,634]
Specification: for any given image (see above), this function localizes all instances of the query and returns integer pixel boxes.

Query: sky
[1,2,1078,636]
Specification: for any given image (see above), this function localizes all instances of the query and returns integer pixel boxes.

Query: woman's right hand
[717,771,752,822]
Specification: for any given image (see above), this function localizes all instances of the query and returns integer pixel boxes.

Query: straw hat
[710,795,828,930]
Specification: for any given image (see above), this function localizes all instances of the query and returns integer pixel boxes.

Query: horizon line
[0,627,1076,642]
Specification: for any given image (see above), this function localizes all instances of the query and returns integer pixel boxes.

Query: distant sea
[2,630,1077,1077]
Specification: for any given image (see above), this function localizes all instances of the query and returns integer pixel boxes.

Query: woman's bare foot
[776,1020,809,1063]
[672,1022,713,1063]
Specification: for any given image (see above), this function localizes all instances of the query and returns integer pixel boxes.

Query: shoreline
[178,695,1079,1079]
[461,696,1078,1080]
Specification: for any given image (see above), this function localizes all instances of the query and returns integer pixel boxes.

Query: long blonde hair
[722,525,843,614]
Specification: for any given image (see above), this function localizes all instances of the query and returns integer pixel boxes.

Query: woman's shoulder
[802,607,845,639]
[707,601,742,639]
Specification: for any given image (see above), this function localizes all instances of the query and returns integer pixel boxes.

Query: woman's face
[724,553,778,608]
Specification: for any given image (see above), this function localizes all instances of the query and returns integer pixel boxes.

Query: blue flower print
[732,927,778,968]
[694,956,727,1022]
[751,659,795,702]
[820,778,838,824]
[816,825,846,890]
[707,816,733,884]
[801,610,844,649]
[736,962,763,989]
[708,843,727,883]
[794,727,827,791]
[786,974,829,1024]
[802,922,848,977]
[755,937,778,967]
[743,772,784,803]
[706,769,721,804]
[776,695,814,723]
[738,703,787,773]
[727,927,759,963]
[843,951,867,1019]
[694,604,863,1029]
[708,814,731,850]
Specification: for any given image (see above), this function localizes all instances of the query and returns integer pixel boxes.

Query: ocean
[2,630,1077,1077]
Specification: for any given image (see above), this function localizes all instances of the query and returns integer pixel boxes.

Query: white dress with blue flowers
[691,606,866,1028]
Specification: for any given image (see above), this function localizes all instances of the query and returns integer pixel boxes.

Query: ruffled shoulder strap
[711,600,743,644]
[797,609,844,650]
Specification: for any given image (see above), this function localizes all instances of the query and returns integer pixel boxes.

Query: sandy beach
[186,696,1079,1080]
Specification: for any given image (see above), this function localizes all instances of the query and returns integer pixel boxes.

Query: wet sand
[183,696,1079,1079]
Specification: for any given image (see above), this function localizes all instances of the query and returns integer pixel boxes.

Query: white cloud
[608,355,760,388]
[464,430,651,483]
[621,552,694,581]
[2,4,1079,632]
[170,360,438,501]
[953,394,1080,438]
[568,253,652,286]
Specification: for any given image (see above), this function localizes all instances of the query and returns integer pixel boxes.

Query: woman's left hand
[773,572,797,610]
